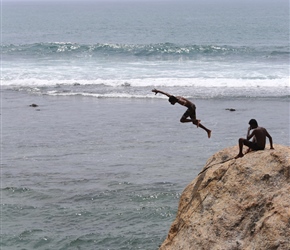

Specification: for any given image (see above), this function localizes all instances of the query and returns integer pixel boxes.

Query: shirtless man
[152,88,211,138]
[235,119,274,158]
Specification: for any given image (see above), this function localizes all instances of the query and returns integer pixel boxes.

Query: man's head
[249,119,258,128]
[168,95,178,105]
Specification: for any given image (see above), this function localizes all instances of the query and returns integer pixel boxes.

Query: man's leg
[194,121,211,138]
[235,138,245,158]
[235,138,257,158]
[180,110,211,138]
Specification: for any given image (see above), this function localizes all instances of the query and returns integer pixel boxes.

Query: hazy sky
[4,0,195,1]
[3,0,280,2]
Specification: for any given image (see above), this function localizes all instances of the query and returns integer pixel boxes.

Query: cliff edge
[160,144,290,250]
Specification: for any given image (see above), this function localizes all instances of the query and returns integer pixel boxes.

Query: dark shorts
[182,104,196,120]
[243,140,264,151]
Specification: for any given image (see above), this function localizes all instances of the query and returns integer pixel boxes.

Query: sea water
[1,0,289,249]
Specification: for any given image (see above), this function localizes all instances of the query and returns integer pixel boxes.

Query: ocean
[1,0,289,249]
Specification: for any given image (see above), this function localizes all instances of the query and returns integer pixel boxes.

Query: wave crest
[3,42,289,59]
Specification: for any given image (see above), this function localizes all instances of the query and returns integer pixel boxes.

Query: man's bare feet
[235,153,244,159]
[207,130,211,138]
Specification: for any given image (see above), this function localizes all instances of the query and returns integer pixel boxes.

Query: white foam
[46,91,152,99]
[2,77,289,89]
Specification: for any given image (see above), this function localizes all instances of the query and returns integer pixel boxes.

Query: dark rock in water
[226,108,236,111]
[160,144,290,250]
[29,104,38,107]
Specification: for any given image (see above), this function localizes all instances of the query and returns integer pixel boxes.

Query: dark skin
[235,123,274,158]
[152,88,211,138]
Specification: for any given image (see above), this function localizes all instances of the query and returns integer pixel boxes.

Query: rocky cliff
[160,144,290,250]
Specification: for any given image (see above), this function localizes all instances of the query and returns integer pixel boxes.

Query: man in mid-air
[152,88,211,138]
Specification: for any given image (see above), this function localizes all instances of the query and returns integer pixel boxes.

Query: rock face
[160,144,290,250]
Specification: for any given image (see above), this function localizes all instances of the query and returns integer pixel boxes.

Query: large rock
[160,144,290,250]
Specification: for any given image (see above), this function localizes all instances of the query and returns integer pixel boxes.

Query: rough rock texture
[160,144,290,250]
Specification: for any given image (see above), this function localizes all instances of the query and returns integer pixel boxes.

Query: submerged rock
[29,103,38,107]
[160,144,290,250]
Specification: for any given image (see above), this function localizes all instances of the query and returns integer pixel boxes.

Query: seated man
[235,119,274,158]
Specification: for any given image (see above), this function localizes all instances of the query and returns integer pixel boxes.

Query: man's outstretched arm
[152,88,172,97]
